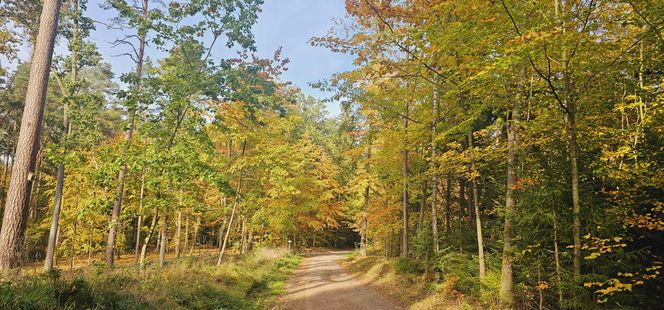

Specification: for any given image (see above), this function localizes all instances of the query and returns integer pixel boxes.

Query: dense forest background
[1,0,663,309]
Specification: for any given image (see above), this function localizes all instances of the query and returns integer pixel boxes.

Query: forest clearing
[1,0,663,309]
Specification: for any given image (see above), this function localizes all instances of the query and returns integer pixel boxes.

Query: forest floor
[278,249,402,310]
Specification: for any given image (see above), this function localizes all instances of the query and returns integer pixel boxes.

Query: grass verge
[0,247,302,309]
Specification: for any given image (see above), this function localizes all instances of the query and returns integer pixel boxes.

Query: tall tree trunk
[44,164,65,271]
[417,181,425,232]
[553,204,564,307]
[158,214,167,267]
[459,179,467,221]
[134,169,145,263]
[569,107,581,279]
[217,200,237,265]
[190,215,200,254]
[175,211,181,259]
[0,0,62,270]
[105,0,148,266]
[360,143,371,257]
[360,184,369,257]
[239,217,246,254]
[46,0,79,272]
[500,84,522,307]
[444,173,452,233]
[431,87,439,253]
[184,212,189,255]
[246,229,254,252]
[469,131,486,280]
[401,98,409,258]
[175,189,182,259]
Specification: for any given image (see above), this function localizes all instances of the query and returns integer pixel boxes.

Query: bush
[436,252,480,297]
[436,252,501,305]
[393,257,422,274]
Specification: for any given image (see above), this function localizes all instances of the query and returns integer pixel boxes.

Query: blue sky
[81,0,354,116]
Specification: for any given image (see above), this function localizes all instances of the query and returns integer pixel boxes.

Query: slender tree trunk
[0,0,62,270]
[1,135,12,191]
[553,204,564,307]
[175,188,183,259]
[417,181,425,232]
[105,0,148,266]
[469,131,486,280]
[239,217,246,254]
[87,227,92,264]
[134,170,145,263]
[184,212,189,255]
[190,215,200,254]
[360,144,371,257]
[139,206,158,269]
[69,219,76,271]
[159,214,167,267]
[459,179,467,221]
[46,0,79,272]
[44,164,65,271]
[431,88,439,253]
[445,173,452,233]
[569,107,581,279]
[360,184,369,257]
[401,98,409,258]
[218,197,227,249]
[28,143,44,220]
[175,211,182,259]
[247,229,254,252]
[217,200,237,265]
[500,83,522,307]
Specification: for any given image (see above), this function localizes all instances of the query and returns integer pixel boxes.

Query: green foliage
[393,257,422,275]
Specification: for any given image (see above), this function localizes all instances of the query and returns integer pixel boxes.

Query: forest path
[280,250,402,310]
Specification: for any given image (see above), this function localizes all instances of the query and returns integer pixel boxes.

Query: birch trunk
[469,131,486,279]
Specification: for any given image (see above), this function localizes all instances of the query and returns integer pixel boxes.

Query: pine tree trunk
[105,0,148,266]
[0,0,62,270]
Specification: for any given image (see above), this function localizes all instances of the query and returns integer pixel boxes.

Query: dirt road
[280,251,402,310]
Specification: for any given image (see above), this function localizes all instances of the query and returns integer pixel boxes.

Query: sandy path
[280,251,402,310]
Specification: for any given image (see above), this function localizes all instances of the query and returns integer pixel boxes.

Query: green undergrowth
[0,247,302,309]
